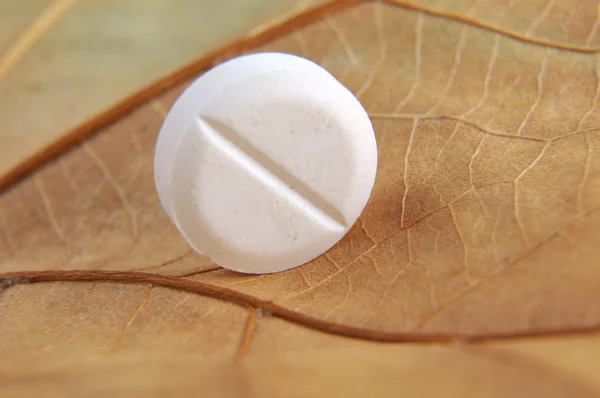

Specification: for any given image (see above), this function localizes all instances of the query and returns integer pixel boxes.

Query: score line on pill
[154,52,377,274]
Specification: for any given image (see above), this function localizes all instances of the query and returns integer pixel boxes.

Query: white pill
[154,52,377,274]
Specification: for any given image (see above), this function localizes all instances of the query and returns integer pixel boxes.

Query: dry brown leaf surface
[2,0,600,396]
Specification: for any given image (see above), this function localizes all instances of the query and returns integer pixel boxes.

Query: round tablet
[154,52,377,274]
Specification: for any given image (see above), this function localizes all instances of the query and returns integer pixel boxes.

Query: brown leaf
[2,0,600,395]
[2,284,600,396]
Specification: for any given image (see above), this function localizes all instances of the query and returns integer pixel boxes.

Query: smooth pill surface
[154,52,377,274]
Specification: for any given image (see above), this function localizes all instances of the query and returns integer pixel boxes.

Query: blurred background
[0,0,327,187]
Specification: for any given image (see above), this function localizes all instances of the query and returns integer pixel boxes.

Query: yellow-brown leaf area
[2,1,600,396]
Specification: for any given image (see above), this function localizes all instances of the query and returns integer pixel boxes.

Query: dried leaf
[2,286,600,397]
[2,0,600,395]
